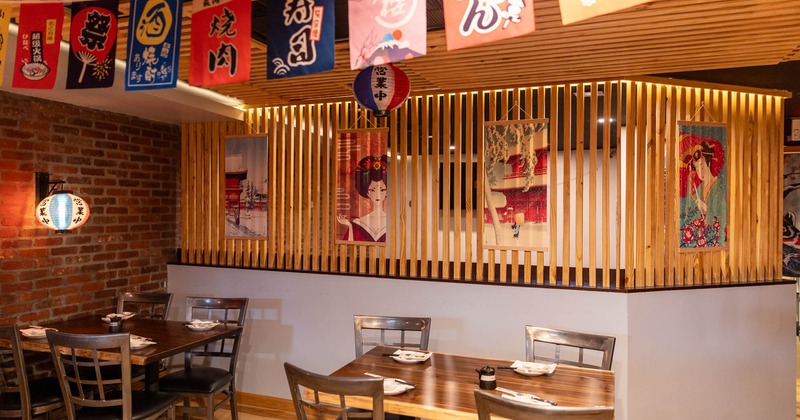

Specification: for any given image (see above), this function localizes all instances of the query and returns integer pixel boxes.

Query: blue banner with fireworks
[67,0,119,89]
[125,0,183,90]
[265,0,335,79]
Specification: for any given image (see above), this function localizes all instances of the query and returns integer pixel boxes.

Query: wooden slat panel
[465,93,475,281]
[589,83,599,288]
[442,95,452,279]
[431,96,441,279]
[575,83,586,287]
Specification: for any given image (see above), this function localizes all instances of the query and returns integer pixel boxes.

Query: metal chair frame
[353,315,431,358]
[117,291,174,319]
[524,326,616,371]
[284,362,384,420]
[474,389,614,420]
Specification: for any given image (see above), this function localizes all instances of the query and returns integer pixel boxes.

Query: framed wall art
[783,147,800,278]
[335,128,389,245]
[677,121,728,251]
[482,118,549,251]
[223,135,268,239]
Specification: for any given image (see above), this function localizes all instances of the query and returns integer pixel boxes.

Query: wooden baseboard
[236,391,294,411]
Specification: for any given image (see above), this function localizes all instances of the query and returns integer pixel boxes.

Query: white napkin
[189,319,220,327]
[510,360,557,375]
[20,326,55,338]
[391,349,432,362]
[364,373,415,394]
[104,312,135,320]
[496,387,556,406]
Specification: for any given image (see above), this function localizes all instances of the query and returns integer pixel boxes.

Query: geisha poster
[125,0,182,90]
[678,122,728,251]
[782,151,800,277]
[348,0,426,70]
[189,0,251,86]
[66,0,119,89]
[335,128,389,245]
[483,119,549,251]
[443,0,536,51]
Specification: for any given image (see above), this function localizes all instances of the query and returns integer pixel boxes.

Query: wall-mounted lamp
[34,172,90,233]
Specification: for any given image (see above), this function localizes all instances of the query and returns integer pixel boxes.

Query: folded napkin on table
[19,326,56,338]
[510,360,557,375]
[496,387,556,406]
[390,349,432,361]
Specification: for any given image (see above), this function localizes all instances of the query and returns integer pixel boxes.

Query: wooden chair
[117,291,173,319]
[46,330,177,420]
[0,325,63,420]
[159,297,248,420]
[474,389,614,420]
[354,315,431,357]
[524,326,616,371]
[284,362,384,420]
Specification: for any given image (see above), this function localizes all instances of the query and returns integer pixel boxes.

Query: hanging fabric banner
[125,0,183,91]
[335,128,389,245]
[0,4,12,87]
[265,0,334,79]
[12,3,64,89]
[443,0,535,51]
[348,0,426,70]
[66,0,119,89]
[558,0,650,25]
[189,0,250,86]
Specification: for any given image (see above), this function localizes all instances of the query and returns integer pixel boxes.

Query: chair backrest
[284,362,384,420]
[524,326,616,370]
[474,389,614,420]
[46,331,133,420]
[184,296,248,372]
[0,325,33,420]
[353,315,431,357]
[117,291,173,319]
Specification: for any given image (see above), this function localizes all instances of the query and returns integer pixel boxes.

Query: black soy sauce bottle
[477,366,497,390]
[108,316,122,333]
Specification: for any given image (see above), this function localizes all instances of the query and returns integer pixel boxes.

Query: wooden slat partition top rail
[180,77,789,290]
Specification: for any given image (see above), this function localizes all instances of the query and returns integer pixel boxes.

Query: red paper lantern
[352,64,410,117]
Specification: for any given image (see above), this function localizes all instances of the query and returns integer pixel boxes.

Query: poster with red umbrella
[67,0,119,89]
[12,3,64,89]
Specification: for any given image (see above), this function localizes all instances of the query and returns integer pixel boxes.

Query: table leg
[144,361,160,392]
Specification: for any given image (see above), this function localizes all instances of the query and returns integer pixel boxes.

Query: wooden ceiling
[18,0,800,108]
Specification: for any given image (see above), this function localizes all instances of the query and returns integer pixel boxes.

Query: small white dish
[390,350,432,364]
[509,361,557,376]
[383,379,414,395]
[130,335,155,350]
[101,312,135,322]
[186,320,220,331]
[20,327,53,339]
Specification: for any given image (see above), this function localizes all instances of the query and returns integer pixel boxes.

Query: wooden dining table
[325,345,615,419]
[15,315,243,391]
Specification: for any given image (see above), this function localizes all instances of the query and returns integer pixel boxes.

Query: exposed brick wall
[0,91,181,325]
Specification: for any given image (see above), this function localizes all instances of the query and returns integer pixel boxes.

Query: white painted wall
[167,265,795,420]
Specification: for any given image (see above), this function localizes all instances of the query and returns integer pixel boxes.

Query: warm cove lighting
[34,172,90,233]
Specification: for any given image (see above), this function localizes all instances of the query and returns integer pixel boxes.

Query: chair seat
[72,390,177,420]
[0,376,63,411]
[159,367,232,394]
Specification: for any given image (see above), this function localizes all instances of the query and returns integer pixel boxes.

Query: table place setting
[129,334,157,350]
[19,325,57,339]
[185,319,221,331]
[495,387,558,406]
[497,360,557,377]
[101,312,136,322]
[364,372,415,395]
[383,349,432,364]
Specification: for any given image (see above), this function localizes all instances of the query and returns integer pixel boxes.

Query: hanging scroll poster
[783,151,800,277]
[443,0,536,51]
[223,135,268,239]
[67,0,119,89]
[483,119,549,251]
[265,0,334,79]
[348,0,426,69]
[335,128,389,245]
[677,122,728,251]
[0,4,12,87]
[189,0,251,86]
[125,0,182,90]
[12,3,63,89]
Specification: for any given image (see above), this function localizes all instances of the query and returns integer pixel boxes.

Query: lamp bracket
[35,172,66,203]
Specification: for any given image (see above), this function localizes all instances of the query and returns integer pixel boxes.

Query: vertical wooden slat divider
[453,93,463,280]
[337,104,348,273]
[206,121,216,265]
[182,123,192,263]
[644,83,655,287]
[614,82,623,288]
[319,104,331,272]
[664,85,677,287]
[209,120,219,266]
[633,82,647,288]
[723,91,735,282]
[601,81,611,288]
[575,83,586,287]
[653,84,666,287]
[387,107,398,276]
[486,92,495,282]
[523,87,533,284]
[394,106,406,276]
[588,83,598,288]
[498,90,509,282]
[309,105,319,270]
[199,122,208,264]
[442,95,452,279]
[755,94,765,281]
[769,96,780,279]
[508,89,518,283]
[276,107,287,269]
[291,106,302,270]
[673,86,686,285]
[431,95,441,279]
[465,92,474,281]
[563,85,573,285]
[548,86,558,285]
[420,96,430,278]
[350,107,360,274]
[535,87,545,284]
[622,82,635,287]
[410,97,420,277]
[300,105,311,270]
[266,107,277,269]
[476,93,485,282]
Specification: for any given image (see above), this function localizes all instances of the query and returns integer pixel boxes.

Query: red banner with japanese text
[443,0,535,51]
[0,4,12,87]
[13,3,64,89]
[66,0,119,89]
[189,0,251,86]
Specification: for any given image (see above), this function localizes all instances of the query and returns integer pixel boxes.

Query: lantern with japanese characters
[352,64,410,118]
